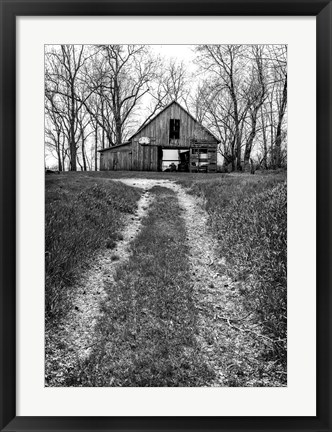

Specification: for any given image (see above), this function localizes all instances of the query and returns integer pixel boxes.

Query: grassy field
[188,174,287,346]
[46,170,287,386]
[45,175,141,321]
[186,174,287,384]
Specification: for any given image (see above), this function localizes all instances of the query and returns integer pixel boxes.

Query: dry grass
[45,174,141,322]
[184,172,287,384]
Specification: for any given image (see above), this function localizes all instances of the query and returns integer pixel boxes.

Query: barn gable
[131,101,220,147]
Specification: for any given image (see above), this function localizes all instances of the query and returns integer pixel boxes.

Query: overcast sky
[150,44,196,62]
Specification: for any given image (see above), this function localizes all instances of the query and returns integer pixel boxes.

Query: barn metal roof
[98,141,131,152]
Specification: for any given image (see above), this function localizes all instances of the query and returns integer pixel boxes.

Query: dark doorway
[178,150,190,172]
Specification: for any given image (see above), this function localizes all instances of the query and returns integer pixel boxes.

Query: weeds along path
[45,187,154,386]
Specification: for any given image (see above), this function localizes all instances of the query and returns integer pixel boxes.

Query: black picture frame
[0,1,331,431]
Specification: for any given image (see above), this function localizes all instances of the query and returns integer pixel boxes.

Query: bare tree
[196,45,251,170]
[188,84,209,124]
[77,110,94,171]
[158,58,190,105]
[93,45,157,145]
[242,46,267,171]
[45,45,92,170]
[194,44,287,171]
[254,45,287,169]
[137,57,193,131]
[45,93,67,171]
[269,45,287,168]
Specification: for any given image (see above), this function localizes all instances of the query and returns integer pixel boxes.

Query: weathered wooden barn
[99,101,220,173]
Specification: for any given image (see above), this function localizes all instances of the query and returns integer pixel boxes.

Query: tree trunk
[57,152,62,172]
[77,155,83,171]
[243,109,259,171]
[95,122,98,171]
[101,100,105,149]
[81,138,87,171]
[61,135,66,171]
[106,131,113,147]
[56,131,63,171]
[112,76,122,145]
[229,86,241,171]
[274,75,287,168]
[69,130,76,170]
[69,87,77,171]
[261,109,268,169]
[115,118,122,145]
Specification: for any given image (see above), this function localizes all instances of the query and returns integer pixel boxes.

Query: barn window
[169,119,180,139]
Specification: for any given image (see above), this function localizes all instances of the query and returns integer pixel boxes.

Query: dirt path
[116,178,232,386]
[46,178,230,386]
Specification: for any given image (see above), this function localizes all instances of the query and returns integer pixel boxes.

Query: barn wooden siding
[99,101,220,172]
[131,142,159,171]
[99,143,159,171]
[100,143,133,171]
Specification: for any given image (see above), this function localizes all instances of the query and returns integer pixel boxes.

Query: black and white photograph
[44,44,287,387]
